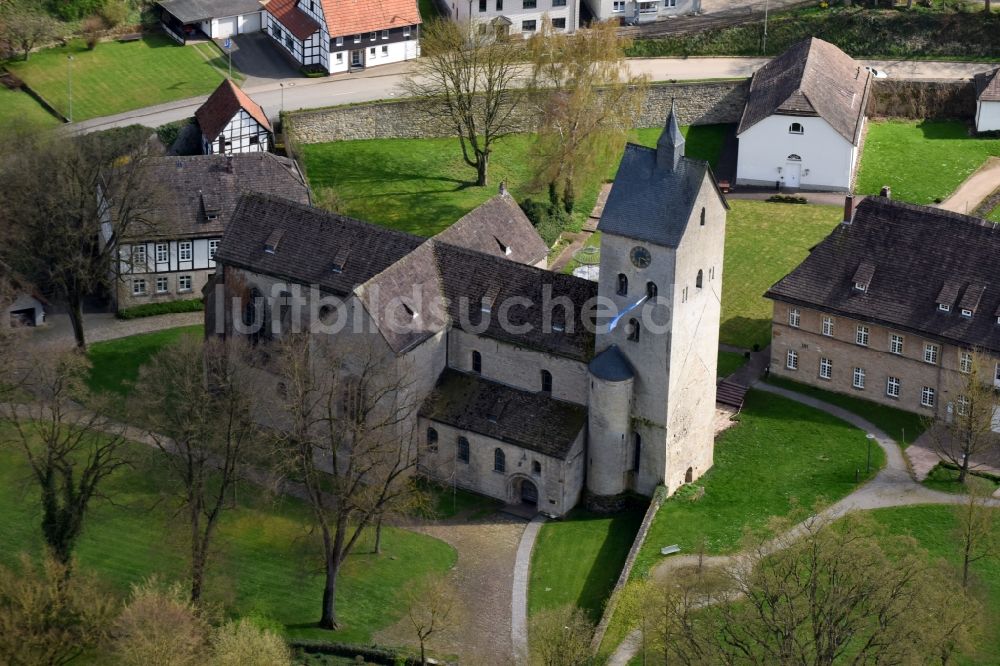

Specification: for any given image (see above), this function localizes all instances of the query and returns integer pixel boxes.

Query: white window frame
[852,367,865,389]
[354,33,361,43]
[786,349,798,370]
[155,276,168,294]
[178,241,192,262]
[788,308,800,328]
[889,334,903,355]
[381,29,389,39]
[921,386,936,408]
[403,26,411,38]
[959,351,972,374]
[132,278,147,296]
[178,275,193,293]
[155,243,168,263]
[336,52,343,62]
[134,245,146,266]
[612,0,625,10]
[957,395,970,416]
[369,31,376,41]
[961,308,973,318]
[819,357,832,380]
[820,316,833,337]
[208,239,219,260]
[856,325,869,347]
[938,303,951,312]
[335,36,343,46]
[924,343,939,365]
[381,45,388,56]
[886,376,900,398]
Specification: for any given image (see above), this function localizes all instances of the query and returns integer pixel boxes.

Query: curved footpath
[511,514,547,665]
[605,381,1000,666]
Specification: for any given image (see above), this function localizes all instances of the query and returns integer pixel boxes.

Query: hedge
[116,298,204,320]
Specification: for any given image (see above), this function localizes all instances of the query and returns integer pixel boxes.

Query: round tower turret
[587,345,634,498]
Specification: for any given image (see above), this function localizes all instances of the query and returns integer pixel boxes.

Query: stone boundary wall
[589,488,666,654]
[867,78,975,121]
[286,80,749,144]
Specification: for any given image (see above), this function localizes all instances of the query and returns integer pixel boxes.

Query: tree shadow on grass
[571,508,645,622]
[916,119,970,141]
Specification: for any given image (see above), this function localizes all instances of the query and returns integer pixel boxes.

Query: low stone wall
[867,78,976,121]
[286,79,749,144]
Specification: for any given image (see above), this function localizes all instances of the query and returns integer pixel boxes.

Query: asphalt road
[70,57,998,135]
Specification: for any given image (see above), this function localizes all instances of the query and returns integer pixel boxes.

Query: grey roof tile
[588,345,634,382]
[433,192,548,266]
[975,67,1000,102]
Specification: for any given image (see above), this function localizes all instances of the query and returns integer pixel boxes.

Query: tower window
[617,273,628,296]
[633,432,641,472]
[540,370,552,393]
[696,269,703,289]
[494,448,506,473]
[646,282,657,300]
[700,207,706,226]
[427,427,438,452]
[627,318,640,342]
[458,436,470,463]
[532,460,541,475]
[789,122,804,134]
[472,350,482,373]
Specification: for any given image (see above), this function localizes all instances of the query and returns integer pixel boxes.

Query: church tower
[586,105,729,501]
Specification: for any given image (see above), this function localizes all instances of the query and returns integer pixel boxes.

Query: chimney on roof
[226,154,234,173]
[499,180,508,196]
[879,185,891,199]
[657,100,685,172]
[842,194,856,225]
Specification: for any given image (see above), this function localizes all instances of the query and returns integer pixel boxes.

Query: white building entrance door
[350,49,363,68]
[784,162,801,188]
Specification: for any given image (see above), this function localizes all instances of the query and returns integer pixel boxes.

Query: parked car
[864,66,888,79]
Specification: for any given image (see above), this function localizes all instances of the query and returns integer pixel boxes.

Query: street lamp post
[67,55,74,123]
[866,433,875,474]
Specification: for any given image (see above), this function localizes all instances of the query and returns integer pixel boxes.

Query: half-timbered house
[195,80,273,155]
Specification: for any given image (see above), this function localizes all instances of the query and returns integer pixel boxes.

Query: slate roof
[123,154,309,241]
[433,193,548,266]
[158,0,262,23]
[738,37,872,144]
[263,0,321,39]
[420,369,587,460]
[589,345,634,382]
[320,0,420,37]
[974,67,1000,102]
[215,194,423,295]
[765,197,1000,353]
[195,80,272,142]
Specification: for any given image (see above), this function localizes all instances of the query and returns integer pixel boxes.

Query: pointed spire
[657,100,685,172]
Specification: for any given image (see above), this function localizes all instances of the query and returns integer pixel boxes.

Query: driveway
[220,32,300,89]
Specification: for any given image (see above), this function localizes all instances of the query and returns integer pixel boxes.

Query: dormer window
[958,284,985,318]
[936,280,960,313]
[481,284,501,314]
[854,282,867,291]
[789,122,804,134]
[961,309,973,318]
[938,303,951,312]
[852,261,874,293]
[264,229,283,255]
[331,249,349,273]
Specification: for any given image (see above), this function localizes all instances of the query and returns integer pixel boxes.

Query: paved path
[511,514,546,665]
[938,157,1000,216]
[27,310,202,350]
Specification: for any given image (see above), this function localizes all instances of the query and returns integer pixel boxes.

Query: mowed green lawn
[298,124,730,238]
[86,325,203,402]
[717,350,747,378]
[856,120,1000,205]
[870,505,1000,664]
[6,35,237,121]
[720,201,841,350]
[631,389,884,578]
[0,433,456,644]
[528,507,645,622]
[0,86,60,129]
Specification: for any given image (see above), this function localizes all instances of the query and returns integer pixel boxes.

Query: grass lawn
[870,505,1000,664]
[297,124,730,238]
[766,375,927,446]
[720,201,840,350]
[856,121,1000,205]
[631,389,884,578]
[0,86,60,129]
[560,231,602,275]
[717,350,747,379]
[922,463,1000,495]
[6,35,241,122]
[528,507,645,622]
[0,433,456,645]
[86,325,203,399]
[987,201,1000,223]
[417,478,503,520]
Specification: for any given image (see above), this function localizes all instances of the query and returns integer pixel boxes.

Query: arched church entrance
[519,479,538,505]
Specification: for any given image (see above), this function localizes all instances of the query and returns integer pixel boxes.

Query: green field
[856,121,1000,205]
[297,124,730,238]
[717,350,747,378]
[0,86,60,129]
[631,389,884,578]
[766,376,927,446]
[720,201,840,350]
[528,508,645,622]
[6,35,240,122]
[86,325,203,403]
[0,432,456,645]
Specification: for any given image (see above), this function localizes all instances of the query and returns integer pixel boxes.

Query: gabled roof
[263,0,321,39]
[765,197,1000,353]
[319,0,420,37]
[420,369,587,459]
[158,0,262,23]
[195,79,272,142]
[974,67,1000,102]
[123,154,309,240]
[433,192,549,266]
[738,37,872,144]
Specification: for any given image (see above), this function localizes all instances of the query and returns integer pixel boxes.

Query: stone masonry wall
[286,79,750,144]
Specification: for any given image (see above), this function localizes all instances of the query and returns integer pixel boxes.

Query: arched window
[789,123,804,134]
[787,153,802,161]
[532,460,541,475]
[472,350,482,373]
[243,287,265,344]
[696,269,703,289]
[540,370,552,393]
[700,207,706,226]
[633,432,641,472]
[494,448,505,473]
[627,318,640,342]
[617,273,628,297]
[646,282,657,300]
[685,466,693,483]
[427,427,438,453]
[457,436,470,463]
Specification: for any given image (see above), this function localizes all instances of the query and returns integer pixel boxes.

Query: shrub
[211,619,292,666]
[81,15,106,49]
[56,0,107,21]
[766,194,808,204]
[117,298,204,320]
[520,196,569,247]
[300,64,327,77]
[100,0,129,27]
[155,117,191,149]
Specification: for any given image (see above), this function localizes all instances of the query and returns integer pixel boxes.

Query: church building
[206,109,727,515]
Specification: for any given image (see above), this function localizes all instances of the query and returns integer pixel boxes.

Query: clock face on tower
[630,246,651,269]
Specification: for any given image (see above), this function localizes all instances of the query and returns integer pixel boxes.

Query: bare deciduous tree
[0,553,117,666]
[529,604,595,666]
[130,335,259,605]
[0,0,61,61]
[955,479,997,589]
[1,351,130,567]
[0,127,160,350]
[269,334,421,630]
[401,19,523,186]
[405,573,458,666]
[929,351,1000,483]
[527,20,647,211]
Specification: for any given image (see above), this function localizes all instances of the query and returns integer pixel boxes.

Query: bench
[117,33,143,43]
[660,544,681,556]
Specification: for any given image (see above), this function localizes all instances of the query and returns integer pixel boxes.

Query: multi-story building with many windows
[584,0,698,25]
[447,0,578,36]
[766,195,1000,431]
